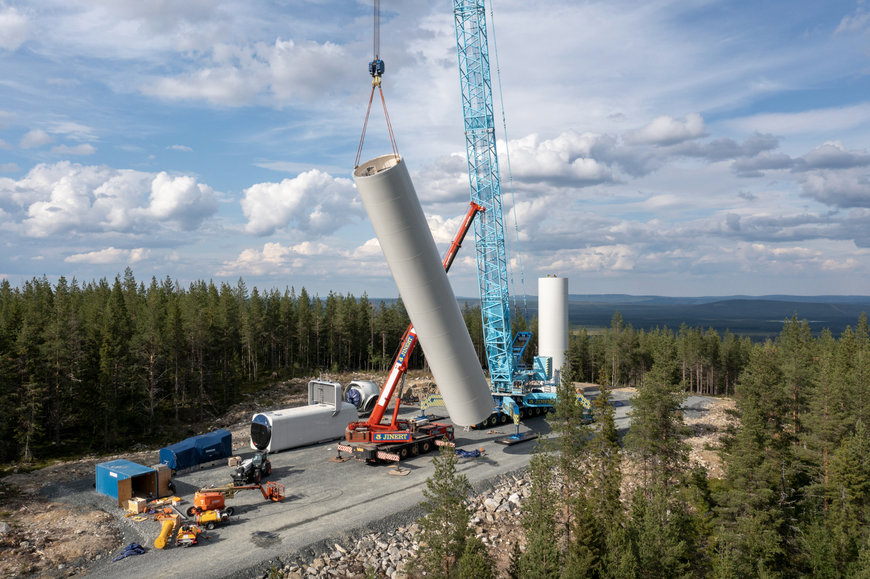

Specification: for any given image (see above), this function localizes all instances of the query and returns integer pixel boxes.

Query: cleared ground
[0,386,744,579]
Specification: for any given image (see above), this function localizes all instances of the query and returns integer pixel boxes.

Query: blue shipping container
[95,459,157,507]
[159,429,232,471]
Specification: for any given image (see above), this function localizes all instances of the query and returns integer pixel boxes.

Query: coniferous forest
[2,270,870,575]
[511,309,870,578]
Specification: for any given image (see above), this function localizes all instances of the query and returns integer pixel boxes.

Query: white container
[353,154,493,427]
[538,276,569,374]
[250,403,359,453]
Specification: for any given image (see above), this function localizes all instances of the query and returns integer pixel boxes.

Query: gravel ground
[0,381,733,578]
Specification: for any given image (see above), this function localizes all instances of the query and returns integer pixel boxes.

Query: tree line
[413,313,870,578]
[0,269,864,470]
[0,270,418,463]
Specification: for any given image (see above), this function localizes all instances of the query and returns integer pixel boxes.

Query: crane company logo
[395,334,415,365]
[372,432,412,442]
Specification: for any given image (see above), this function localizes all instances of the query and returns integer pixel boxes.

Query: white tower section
[353,154,493,427]
[538,276,569,377]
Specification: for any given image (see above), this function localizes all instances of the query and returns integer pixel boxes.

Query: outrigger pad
[495,432,539,446]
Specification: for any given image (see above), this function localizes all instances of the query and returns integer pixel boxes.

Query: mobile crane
[339,202,483,462]
[453,0,591,426]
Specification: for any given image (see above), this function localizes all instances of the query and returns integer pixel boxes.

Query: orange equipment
[175,524,202,547]
[186,482,284,516]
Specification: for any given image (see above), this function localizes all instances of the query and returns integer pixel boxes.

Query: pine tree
[519,450,561,578]
[414,442,472,578]
[829,420,870,526]
[547,362,593,543]
[564,385,624,578]
[458,535,495,579]
[625,483,696,578]
[716,342,794,576]
[98,277,134,448]
[624,340,689,488]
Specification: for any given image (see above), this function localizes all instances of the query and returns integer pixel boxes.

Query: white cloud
[45,120,97,142]
[799,142,870,170]
[800,170,870,208]
[141,172,218,229]
[507,132,614,185]
[0,6,29,51]
[821,257,859,271]
[836,8,870,34]
[0,162,218,237]
[354,237,383,258]
[65,246,150,264]
[217,240,332,277]
[146,63,262,107]
[241,169,358,236]
[626,113,706,146]
[552,245,638,272]
[143,38,355,107]
[168,144,192,152]
[20,129,54,149]
[51,143,96,156]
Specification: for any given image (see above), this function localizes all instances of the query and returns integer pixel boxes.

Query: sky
[1,0,869,299]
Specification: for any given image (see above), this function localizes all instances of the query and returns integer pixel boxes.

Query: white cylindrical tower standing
[353,154,493,427]
[539,276,569,376]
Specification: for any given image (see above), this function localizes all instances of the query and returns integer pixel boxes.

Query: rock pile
[269,471,532,578]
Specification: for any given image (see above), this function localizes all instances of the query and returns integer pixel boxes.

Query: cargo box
[95,460,157,508]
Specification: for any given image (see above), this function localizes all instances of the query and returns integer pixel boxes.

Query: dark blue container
[159,429,232,471]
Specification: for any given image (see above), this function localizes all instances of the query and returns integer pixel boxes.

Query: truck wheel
[421,441,431,453]
[399,447,409,459]
[186,506,197,517]
[225,507,235,516]
[498,413,508,424]
[206,522,215,530]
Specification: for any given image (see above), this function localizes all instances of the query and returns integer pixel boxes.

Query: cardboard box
[127,497,147,514]
[228,456,242,467]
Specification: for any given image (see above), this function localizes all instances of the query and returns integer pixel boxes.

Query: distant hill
[452,294,870,339]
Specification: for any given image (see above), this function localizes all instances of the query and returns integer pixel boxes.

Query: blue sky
[1,0,869,298]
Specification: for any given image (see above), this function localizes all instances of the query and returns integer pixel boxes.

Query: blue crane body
[452,0,591,425]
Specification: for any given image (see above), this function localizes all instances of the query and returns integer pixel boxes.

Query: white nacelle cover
[250,402,359,453]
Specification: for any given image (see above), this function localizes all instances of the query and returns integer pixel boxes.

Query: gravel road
[41,390,636,578]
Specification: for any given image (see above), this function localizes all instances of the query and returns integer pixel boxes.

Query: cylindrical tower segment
[538,276,569,375]
[354,154,493,427]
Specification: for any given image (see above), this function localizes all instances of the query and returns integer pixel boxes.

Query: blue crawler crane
[452,0,591,431]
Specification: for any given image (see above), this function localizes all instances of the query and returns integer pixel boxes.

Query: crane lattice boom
[453,0,513,394]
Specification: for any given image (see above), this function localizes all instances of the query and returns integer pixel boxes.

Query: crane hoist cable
[488,0,529,321]
[355,0,399,168]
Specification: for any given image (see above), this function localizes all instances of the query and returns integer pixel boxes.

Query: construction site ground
[0,377,735,578]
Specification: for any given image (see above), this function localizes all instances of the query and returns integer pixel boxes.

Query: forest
[501,310,870,578]
[0,269,865,459]
[393,308,870,578]
[2,270,870,575]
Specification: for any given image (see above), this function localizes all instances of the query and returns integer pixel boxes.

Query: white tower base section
[539,276,569,377]
[354,154,493,427]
